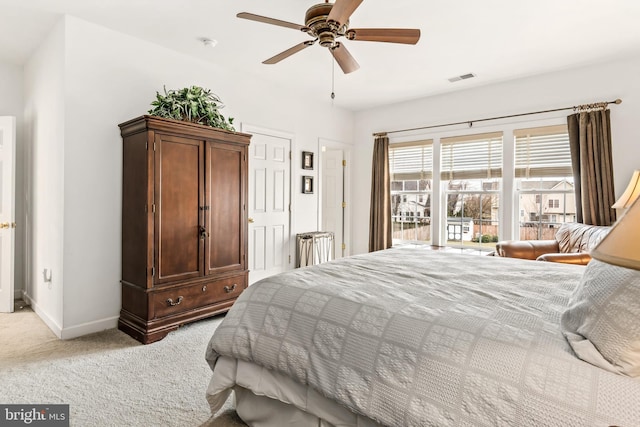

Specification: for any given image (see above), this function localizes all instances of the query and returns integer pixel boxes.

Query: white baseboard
[22,293,63,338]
[21,292,119,340]
[60,316,119,340]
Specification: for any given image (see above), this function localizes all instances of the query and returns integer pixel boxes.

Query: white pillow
[561,259,640,377]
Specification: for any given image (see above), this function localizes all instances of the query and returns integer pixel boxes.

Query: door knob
[0,222,9,229]
[248,218,254,223]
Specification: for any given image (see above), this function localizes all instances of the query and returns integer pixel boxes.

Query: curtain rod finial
[614,98,622,105]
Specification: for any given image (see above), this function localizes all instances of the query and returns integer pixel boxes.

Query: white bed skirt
[207,357,383,427]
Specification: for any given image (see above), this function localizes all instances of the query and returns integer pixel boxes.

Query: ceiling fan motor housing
[305,3,348,47]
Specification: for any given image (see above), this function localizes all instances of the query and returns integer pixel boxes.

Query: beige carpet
[0,301,248,427]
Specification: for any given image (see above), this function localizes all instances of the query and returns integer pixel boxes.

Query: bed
[205,247,640,426]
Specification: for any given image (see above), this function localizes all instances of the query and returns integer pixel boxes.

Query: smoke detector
[201,38,218,48]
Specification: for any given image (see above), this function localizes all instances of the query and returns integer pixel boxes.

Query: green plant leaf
[147,85,235,131]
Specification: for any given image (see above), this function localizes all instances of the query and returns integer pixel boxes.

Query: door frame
[317,138,351,258]
[241,122,296,277]
[0,116,16,313]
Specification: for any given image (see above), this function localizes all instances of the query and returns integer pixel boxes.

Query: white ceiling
[1,0,640,111]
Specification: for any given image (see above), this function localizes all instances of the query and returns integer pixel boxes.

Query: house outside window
[390,140,433,243]
[515,124,575,240]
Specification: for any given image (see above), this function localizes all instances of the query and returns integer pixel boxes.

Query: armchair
[495,222,611,265]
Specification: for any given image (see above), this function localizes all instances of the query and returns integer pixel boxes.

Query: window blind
[389,140,433,180]
[514,125,572,178]
[441,132,503,180]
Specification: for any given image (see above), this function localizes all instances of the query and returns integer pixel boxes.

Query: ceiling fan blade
[330,42,360,74]
[347,28,421,44]
[327,0,364,27]
[237,12,305,31]
[263,41,315,65]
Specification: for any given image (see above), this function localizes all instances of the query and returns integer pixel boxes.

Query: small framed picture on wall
[302,176,314,194]
[302,151,314,170]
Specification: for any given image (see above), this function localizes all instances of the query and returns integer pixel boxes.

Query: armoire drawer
[153,275,246,318]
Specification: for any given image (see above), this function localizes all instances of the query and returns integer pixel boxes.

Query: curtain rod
[373,98,622,137]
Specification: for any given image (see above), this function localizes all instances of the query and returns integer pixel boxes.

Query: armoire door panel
[207,142,244,274]
[155,134,204,284]
[122,130,151,288]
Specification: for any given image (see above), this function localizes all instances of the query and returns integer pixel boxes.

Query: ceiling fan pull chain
[331,57,336,101]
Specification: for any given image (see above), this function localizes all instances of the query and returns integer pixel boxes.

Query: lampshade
[612,170,640,209]
[591,196,640,270]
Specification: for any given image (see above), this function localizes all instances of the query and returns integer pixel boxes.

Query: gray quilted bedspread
[206,247,640,426]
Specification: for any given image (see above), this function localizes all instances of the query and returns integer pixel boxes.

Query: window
[515,125,574,240]
[442,132,502,250]
[390,140,433,243]
[387,122,573,248]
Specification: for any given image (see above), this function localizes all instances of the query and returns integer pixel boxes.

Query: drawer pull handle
[166,296,184,306]
[202,285,207,292]
[224,284,237,293]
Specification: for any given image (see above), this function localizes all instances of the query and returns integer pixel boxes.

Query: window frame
[386,117,572,247]
[389,140,434,245]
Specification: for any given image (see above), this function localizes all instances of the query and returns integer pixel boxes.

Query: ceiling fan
[237,0,421,74]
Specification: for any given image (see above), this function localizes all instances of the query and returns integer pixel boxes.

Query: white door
[321,149,345,258]
[0,117,16,313]
[246,129,292,284]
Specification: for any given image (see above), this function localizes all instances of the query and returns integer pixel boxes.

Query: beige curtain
[567,109,616,226]
[369,134,392,252]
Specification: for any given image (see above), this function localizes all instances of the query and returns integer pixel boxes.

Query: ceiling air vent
[448,73,476,83]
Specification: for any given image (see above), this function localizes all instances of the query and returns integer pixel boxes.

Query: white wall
[0,61,25,299]
[23,19,66,334]
[27,16,352,337]
[352,54,640,255]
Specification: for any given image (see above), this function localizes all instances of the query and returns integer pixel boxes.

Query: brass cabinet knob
[248,218,254,223]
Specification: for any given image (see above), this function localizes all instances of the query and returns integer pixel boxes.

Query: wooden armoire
[118,115,250,344]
